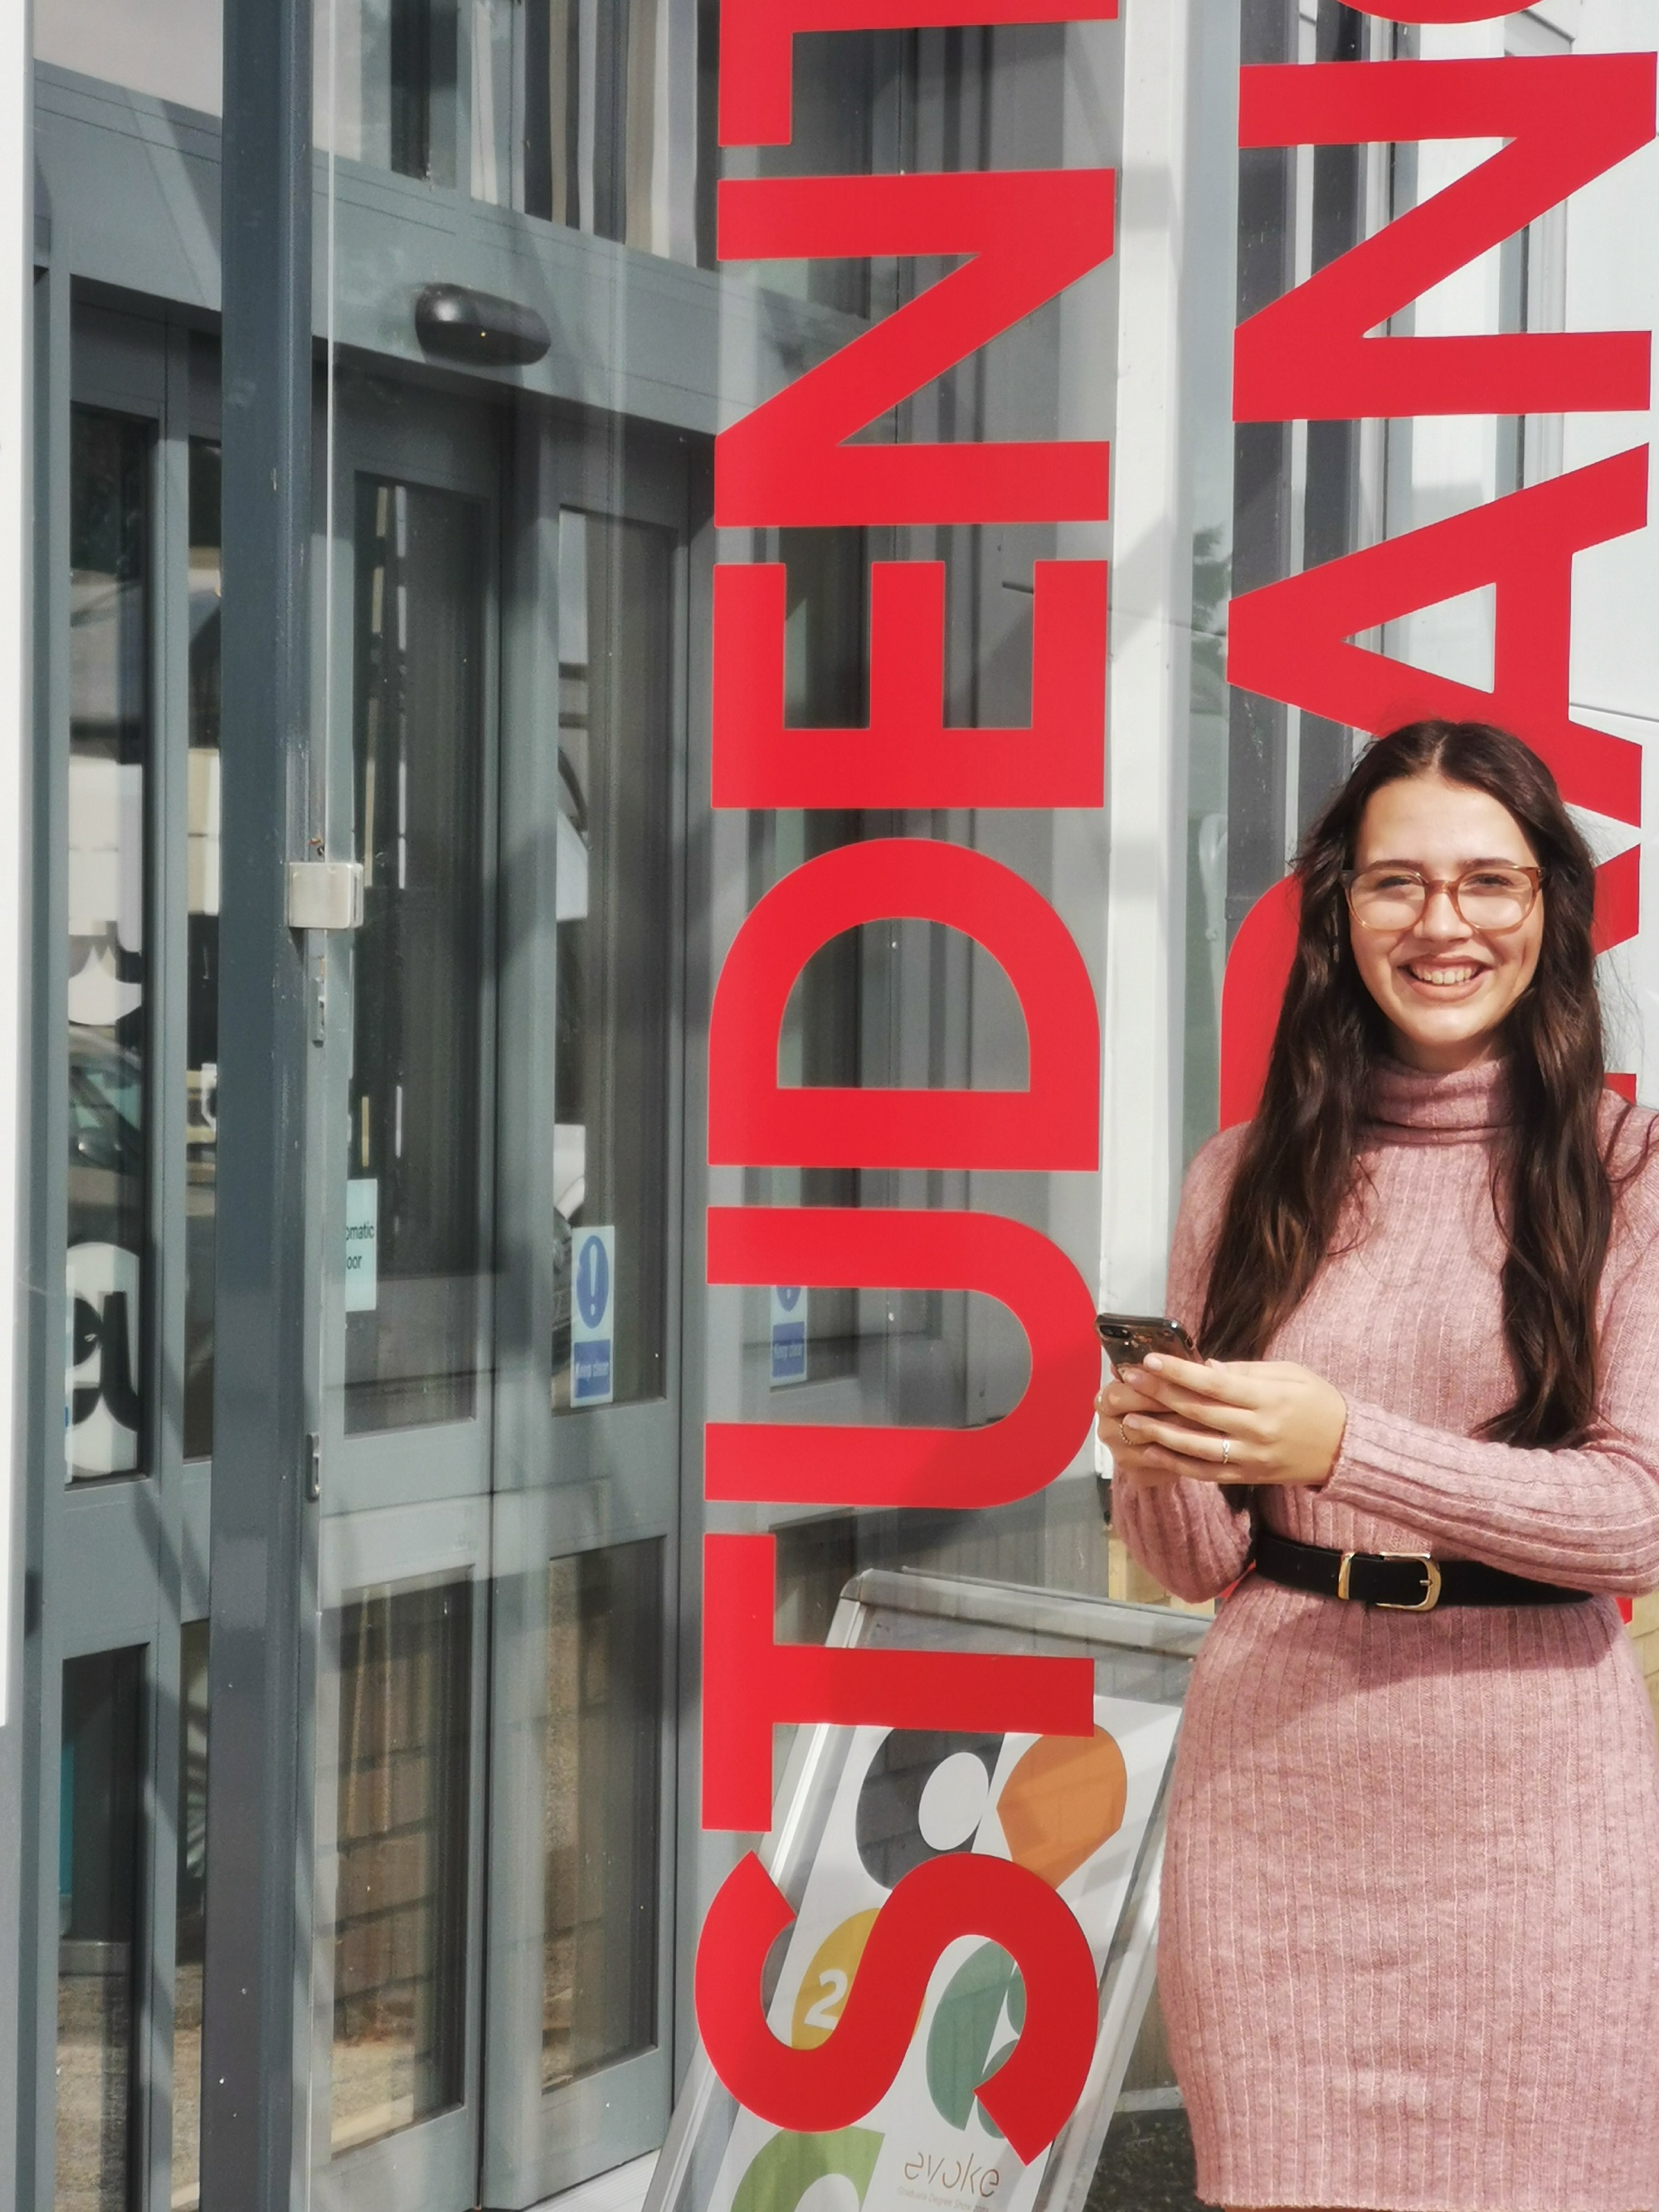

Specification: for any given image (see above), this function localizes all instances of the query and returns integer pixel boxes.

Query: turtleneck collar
[1368,1055,1511,1144]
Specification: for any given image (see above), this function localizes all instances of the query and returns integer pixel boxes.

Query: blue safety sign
[770,1283,808,1388]
[572,1225,615,1406]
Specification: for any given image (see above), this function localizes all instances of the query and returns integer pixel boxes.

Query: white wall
[33,0,223,114]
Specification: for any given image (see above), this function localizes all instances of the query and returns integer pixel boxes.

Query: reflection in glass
[331,1578,472,2155]
[66,410,149,1484]
[771,533,871,1381]
[185,441,221,1460]
[552,511,671,1412]
[544,1542,662,2088]
[348,478,487,1433]
[521,0,671,249]
[57,1648,144,2212]
[170,1622,209,2212]
[314,0,458,187]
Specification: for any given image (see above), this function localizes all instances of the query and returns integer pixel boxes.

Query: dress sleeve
[1109,1130,1256,1603]
[1321,1182,1659,1595]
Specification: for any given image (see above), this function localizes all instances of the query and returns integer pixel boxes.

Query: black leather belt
[1252,1529,1591,1612]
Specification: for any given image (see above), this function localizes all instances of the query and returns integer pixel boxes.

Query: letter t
[701,1533,1094,1830]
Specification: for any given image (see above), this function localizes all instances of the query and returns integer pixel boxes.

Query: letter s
[694,1852,1097,2161]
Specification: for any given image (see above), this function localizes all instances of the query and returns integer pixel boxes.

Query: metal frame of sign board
[649,1567,1209,2212]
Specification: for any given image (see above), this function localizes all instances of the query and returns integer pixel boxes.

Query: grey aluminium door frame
[198,0,320,2201]
[481,403,694,2210]
[307,370,502,2212]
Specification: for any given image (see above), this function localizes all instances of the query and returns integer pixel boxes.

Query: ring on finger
[1220,1436,1233,1468]
[1117,1419,1131,1446]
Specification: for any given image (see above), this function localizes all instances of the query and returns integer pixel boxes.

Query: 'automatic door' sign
[700,0,1657,2178]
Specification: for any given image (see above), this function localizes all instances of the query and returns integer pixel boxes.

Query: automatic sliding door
[482,431,688,2212]
[313,384,499,2212]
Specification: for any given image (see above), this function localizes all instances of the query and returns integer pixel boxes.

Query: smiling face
[1347,772,1545,1074]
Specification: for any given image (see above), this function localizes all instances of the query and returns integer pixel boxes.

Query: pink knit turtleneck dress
[1114,1060,1659,2212]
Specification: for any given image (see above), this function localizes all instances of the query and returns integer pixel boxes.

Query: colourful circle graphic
[790,1909,881,2049]
[925,1941,1025,2135]
[996,1727,1127,1889]
[732,2127,883,2212]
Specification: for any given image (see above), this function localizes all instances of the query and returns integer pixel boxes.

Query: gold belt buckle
[1376,1552,1443,1611]
[1335,1550,1443,1610]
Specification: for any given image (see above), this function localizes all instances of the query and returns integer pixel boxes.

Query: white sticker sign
[572,1225,615,1406]
[66,1241,142,1477]
[344,1178,378,1312]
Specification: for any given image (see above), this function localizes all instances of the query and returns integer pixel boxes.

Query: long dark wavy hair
[1200,719,1637,1448]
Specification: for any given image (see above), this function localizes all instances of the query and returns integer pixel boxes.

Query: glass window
[66,409,150,1486]
[330,1577,473,2154]
[170,1622,210,2212]
[185,441,221,1463]
[519,0,669,247]
[543,1541,663,2088]
[57,1648,145,2212]
[316,0,459,188]
[348,477,488,1435]
[552,509,673,1414]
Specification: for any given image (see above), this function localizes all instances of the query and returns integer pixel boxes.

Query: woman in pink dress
[1101,721,1659,2212]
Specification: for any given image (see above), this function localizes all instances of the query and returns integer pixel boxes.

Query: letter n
[716,170,1113,527]
[1235,56,1655,420]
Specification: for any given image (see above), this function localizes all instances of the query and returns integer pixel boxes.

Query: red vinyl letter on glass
[716,170,1113,528]
[1225,447,1649,825]
[701,1534,1093,1831]
[712,559,1107,810]
[718,0,1117,149]
[1235,56,1655,421]
[705,1206,1099,1508]
[708,838,1101,1170]
[696,1854,1097,2158]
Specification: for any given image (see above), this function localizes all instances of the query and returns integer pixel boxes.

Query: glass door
[311,381,692,2212]
[479,418,689,2210]
[309,373,499,2212]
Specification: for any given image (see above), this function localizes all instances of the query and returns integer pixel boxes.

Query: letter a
[1226,448,1647,825]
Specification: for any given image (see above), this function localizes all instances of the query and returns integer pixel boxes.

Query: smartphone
[1095,1312,1197,1372]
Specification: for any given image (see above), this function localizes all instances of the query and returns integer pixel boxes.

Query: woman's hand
[1095,1375,1209,1486]
[1108,1355,1348,1488]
